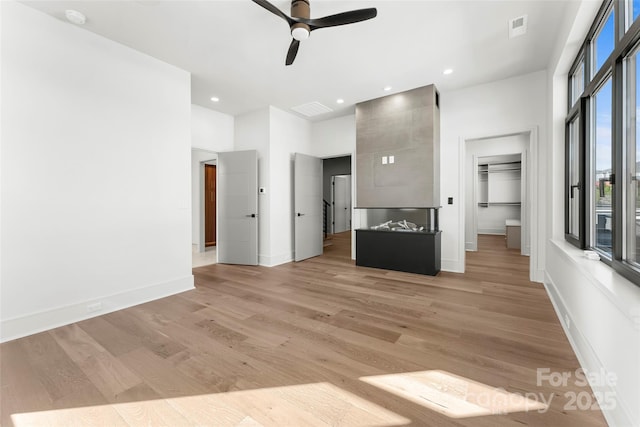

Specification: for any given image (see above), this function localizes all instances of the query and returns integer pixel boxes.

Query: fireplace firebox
[355,207,441,276]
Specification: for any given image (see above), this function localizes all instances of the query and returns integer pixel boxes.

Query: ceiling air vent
[291,101,333,117]
[509,14,528,39]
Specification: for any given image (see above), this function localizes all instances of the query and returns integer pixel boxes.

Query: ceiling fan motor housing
[291,0,310,18]
[291,0,310,38]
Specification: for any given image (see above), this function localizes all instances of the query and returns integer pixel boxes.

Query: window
[570,57,585,107]
[565,0,640,286]
[592,78,613,257]
[625,45,640,267]
[566,108,584,246]
[629,0,640,26]
[592,9,614,75]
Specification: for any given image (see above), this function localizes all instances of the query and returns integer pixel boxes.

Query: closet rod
[479,160,521,166]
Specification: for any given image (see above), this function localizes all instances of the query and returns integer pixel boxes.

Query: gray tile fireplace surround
[355,85,441,275]
[355,84,440,209]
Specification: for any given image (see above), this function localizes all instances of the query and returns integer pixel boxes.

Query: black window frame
[569,53,586,110]
[565,98,587,247]
[565,0,640,287]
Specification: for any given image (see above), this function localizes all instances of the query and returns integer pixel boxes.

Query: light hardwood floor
[0,233,607,426]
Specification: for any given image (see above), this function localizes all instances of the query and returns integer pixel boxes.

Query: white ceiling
[22,0,573,121]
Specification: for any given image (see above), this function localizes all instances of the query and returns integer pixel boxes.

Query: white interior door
[294,153,323,262]
[333,175,351,233]
[217,150,258,265]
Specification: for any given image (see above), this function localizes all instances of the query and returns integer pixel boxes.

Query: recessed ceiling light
[383,86,392,91]
[336,99,344,104]
[210,96,220,102]
[443,69,453,75]
[65,9,86,25]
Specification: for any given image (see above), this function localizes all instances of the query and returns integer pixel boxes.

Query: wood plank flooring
[0,233,608,426]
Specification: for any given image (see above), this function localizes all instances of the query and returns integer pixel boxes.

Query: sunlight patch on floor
[11,382,410,427]
[360,370,548,419]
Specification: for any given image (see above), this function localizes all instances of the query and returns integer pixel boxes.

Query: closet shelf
[478,202,521,207]
[478,167,521,173]
[478,161,521,167]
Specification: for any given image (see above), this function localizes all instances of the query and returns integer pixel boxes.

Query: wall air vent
[291,101,333,117]
[509,14,528,39]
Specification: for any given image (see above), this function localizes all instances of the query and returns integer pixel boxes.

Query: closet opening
[476,153,522,250]
[464,132,532,279]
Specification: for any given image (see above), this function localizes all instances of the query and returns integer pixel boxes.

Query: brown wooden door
[205,164,216,247]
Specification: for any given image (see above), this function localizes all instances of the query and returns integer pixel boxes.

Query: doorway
[191,148,217,268]
[322,155,352,238]
[332,175,352,233]
[204,164,216,247]
[463,132,532,278]
[475,153,522,244]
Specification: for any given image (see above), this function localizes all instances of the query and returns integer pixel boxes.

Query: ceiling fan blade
[251,0,293,25]
[307,8,377,30]
[286,39,300,66]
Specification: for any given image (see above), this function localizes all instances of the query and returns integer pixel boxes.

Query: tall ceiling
[22,0,574,121]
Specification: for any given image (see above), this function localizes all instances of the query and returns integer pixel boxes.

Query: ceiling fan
[251,0,377,66]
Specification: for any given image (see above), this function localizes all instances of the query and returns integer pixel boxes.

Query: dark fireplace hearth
[355,207,441,276]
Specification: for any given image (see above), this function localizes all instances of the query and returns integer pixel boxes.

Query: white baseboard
[441,259,464,273]
[465,242,477,251]
[544,272,636,427]
[259,252,293,267]
[0,275,194,343]
[477,229,505,235]
[531,268,544,283]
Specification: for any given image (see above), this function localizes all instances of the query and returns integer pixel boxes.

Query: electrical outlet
[382,156,388,165]
[564,313,571,330]
[87,302,102,313]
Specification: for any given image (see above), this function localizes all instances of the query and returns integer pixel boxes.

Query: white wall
[546,242,640,427]
[310,114,356,158]
[190,105,234,247]
[440,71,547,276]
[269,106,312,265]
[191,104,234,152]
[0,2,193,341]
[544,1,640,426]
[234,109,271,264]
[233,107,313,266]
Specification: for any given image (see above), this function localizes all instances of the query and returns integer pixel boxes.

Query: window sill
[549,239,640,323]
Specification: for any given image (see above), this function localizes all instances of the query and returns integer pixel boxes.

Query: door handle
[297,213,305,217]
[570,183,580,199]
[246,214,257,218]
[598,175,614,198]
